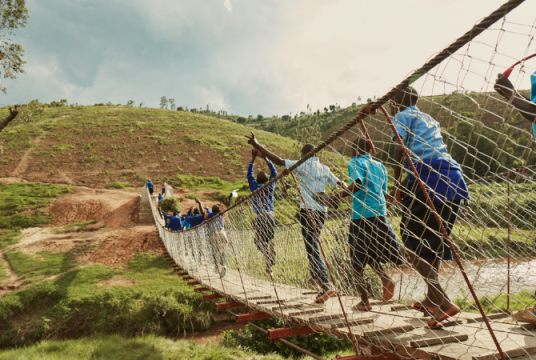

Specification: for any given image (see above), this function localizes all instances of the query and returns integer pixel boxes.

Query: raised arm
[265,157,278,180]
[245,132,285,166]
[247,152,257,190]
[195,198,205,215]
[0,106,20,134]
[495,73,536,124]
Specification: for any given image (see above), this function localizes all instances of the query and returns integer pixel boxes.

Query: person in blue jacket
[146,179,154,195]
[247,149,278,278]
[158,193,163,202]
[162,211,182,231]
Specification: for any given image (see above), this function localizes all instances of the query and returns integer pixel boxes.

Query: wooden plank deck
[149,194,536,360]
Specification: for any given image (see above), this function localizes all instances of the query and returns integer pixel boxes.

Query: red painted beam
[236,312,273,322]
[216,302,245,310]
[177,272,188,276]
[333,356,402,360]
[187,281,199,286]
[182,276,193,280]
[203,294,224,300]
[194,287,209,292]
[268,326,319,340]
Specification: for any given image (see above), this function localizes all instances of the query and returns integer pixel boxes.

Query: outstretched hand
[9,105,19,117]
[245,131,260,147]
[494,73,514,98]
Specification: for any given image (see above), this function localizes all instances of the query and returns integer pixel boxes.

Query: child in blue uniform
[162,211,182,231]
[316,138,401,311]
[146,180,154,195]
[247,149,278,278]
[158,193,163,202]
[390,87,469,328]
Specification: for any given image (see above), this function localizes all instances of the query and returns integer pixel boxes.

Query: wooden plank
[287,308,324,316]
[410,334,469,348]
[364,324,417,337]
[467,313,509,323]
[255,299,286,305]
[248,295,272,300]
[316,318,375,330]
[472,346,536,360]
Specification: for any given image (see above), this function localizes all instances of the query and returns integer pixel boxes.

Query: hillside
[0,105,297,190]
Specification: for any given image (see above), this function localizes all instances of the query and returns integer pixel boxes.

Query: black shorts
[401,185,461,263]
[349,216,402,271]
[149,188,154,195]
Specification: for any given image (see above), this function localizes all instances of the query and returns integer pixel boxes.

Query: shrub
[160,197,180,213]
[106,182,132,189]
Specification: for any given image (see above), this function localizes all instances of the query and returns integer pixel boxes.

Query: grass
[183,193,199,200]
[106,181,132,189]
[0,105,297,188]
[0,182,72,230]
[56,220,100,233]
[3,251,78,283]
[455,290,536,314]
[0,253,216,348]
[0,335,289,360]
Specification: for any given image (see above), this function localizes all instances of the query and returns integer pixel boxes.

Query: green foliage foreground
[0,254,214,349]
[0,335,288,360]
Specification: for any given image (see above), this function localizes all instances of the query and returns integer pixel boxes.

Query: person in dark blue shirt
[162,211,182,231]
[158,193,163,202]
[247,149,278,278]
[146,180,154,195]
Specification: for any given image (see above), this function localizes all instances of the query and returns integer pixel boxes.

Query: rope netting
[150,1,536,359]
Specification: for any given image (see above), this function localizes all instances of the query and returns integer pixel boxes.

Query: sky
[2,0,536,117]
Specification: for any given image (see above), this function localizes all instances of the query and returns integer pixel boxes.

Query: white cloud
[224,0,232,13]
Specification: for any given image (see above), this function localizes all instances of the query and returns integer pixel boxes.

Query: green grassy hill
[0,104,297,189]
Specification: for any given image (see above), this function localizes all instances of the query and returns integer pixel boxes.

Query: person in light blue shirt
[315,138,402,311]
[390,87,469,328]
[246,132,347,304]
[495,71,536,137]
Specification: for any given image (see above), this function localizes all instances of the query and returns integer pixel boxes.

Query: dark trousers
[149,188,154,195]
[254,215,276,268]
[299,209,329,284]
[401,185,461,263]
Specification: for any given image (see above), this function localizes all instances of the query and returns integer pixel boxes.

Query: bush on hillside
[106,182,132,189]
[160,197,180,213]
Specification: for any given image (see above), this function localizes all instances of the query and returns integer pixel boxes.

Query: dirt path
[0,250,22,295]
[11,136,41,177]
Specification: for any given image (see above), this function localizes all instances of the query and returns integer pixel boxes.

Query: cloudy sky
[2,0,536,116]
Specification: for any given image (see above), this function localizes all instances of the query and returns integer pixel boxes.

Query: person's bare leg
[409,254,459,323]
[370,262,395,301]
[352,269,372,311]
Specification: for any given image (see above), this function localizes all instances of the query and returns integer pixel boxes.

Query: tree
[329,105,335,112]
[324,107,328,113]
[357,96,361,102]
[237,116,246,124]
[352,102,356,107]
[169,98,176,110]
[0,0,28,93]
[139,102,144,107]
[126,100,135,106]
[367,98,372,103]
[281,115,290,122]
[177,106,184,111]
[160,96,168,109]
[256,114,264,123]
